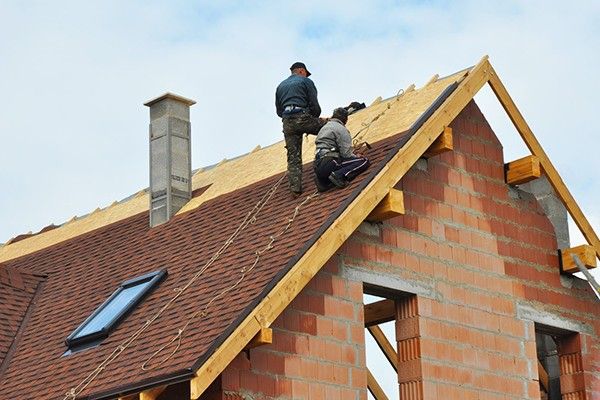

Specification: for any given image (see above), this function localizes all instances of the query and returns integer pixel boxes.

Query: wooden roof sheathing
[0,69,468,264]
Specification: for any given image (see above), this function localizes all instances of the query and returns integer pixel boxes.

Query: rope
[64,89,405,399]
[64,173,313,399]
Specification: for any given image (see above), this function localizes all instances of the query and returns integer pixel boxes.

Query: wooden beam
[140,386,166,400]
[367,325,398,371]
[367,368,390,400]
[118,396,138,400]
[423,126,453,158]
[188,56,492,398]
[505,155,541,185]
[366,189,405,222]
[538,360,549,393]
[364,299,396,327]
[561,245,597,273]
[244,327,272,350]
[487,64,600,261]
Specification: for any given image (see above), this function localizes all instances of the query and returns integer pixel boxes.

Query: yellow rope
[64,174,294,399]
[64,96,397,399]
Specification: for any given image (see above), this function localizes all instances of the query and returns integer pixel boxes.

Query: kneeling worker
[313,108,370,192]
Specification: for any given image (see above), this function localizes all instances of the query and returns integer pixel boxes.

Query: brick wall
[213,259,367,400]
[210,100,600,399]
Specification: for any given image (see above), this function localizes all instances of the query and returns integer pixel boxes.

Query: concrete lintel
[516,303,592,335]
[342,265,435,298]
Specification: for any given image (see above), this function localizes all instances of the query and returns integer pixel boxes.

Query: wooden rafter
[188,57,496,397]
[364,299,396,326]
[367,189,405,222]
[487,65,600,261]
[367,325,398,371]
[561,245,597,273]
[505,155,541,185]
[423,126,453,158]
[244,327,272,349]
[367,368,390,400]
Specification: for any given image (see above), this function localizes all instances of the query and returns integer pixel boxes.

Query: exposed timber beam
[140,386,166,400]
[367,189,405,222]
[505,155,541,185]
[561,245,597,274]
[487,64,600,261]
[364,299,396,327]
[244,327,272,350]
[188,56,491,398]
[367,325,398,371]
[423,126,453,158]
[538,360,549,393]
[367,368,390,400]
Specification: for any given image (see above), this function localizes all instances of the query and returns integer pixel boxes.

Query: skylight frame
[65,269,167,350]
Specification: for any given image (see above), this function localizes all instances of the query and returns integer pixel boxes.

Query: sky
[1,0,599,396]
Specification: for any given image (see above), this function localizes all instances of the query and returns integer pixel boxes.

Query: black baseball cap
[290,61,311,77]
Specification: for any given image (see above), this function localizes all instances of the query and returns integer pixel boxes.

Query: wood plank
[505,155,541,185]
[367,368,390,400]
[364,299,396,326]
[244,327,272,350]
[367,325,398,371]
[423,126,453,158]
[189,56,491,398]
[140,386,166,400]
[561,245,597,273]
[366,189,405,222]
[487,64,600,261]
[538,360,549,392]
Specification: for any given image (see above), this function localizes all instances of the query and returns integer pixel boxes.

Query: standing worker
[275,62,325,195]
[313,108,370,192]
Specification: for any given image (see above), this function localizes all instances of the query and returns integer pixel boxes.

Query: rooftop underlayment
[0,69,468,263]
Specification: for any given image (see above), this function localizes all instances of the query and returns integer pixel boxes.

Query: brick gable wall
[207,100,599,400]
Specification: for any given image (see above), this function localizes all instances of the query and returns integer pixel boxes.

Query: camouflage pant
[282,113,325,193]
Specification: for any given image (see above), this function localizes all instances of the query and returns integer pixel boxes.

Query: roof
[0,56,598,399]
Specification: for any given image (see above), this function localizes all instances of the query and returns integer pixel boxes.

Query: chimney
[144,92,196,227]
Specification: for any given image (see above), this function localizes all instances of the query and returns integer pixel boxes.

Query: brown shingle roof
[0,127,407,399]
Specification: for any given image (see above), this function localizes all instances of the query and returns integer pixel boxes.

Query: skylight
[65,269,167,351]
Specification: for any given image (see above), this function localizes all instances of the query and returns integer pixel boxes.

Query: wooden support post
[561,245,597,273]
[244,327,272,350]
[364,299,396,326]
[423,126,453,158]
[538,360,549,393]
[367,189,404,222]
[505,155,541,185]
[140,386,166,400]
[367,325,398,371]
[367,368,390,400]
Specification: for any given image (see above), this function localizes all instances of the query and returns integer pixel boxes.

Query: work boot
[328,172,348,188]
[314,176,334,193]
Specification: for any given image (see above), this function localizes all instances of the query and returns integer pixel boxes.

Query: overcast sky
[1,1,599,397]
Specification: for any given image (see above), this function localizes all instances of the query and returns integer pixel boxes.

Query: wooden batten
[505,155,541,185]
[367,189,405,222]
[364,299,395,326]
[367,369,390,400]
[423,126,453,158]
[561,245,597,273]
[244,327,272,350]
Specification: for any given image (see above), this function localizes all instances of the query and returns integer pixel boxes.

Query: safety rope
[352,88,405,146]
[64,92,403,399]
[64,174,318,399]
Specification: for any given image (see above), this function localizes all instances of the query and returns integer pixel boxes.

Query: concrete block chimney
[144,92,196,227]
